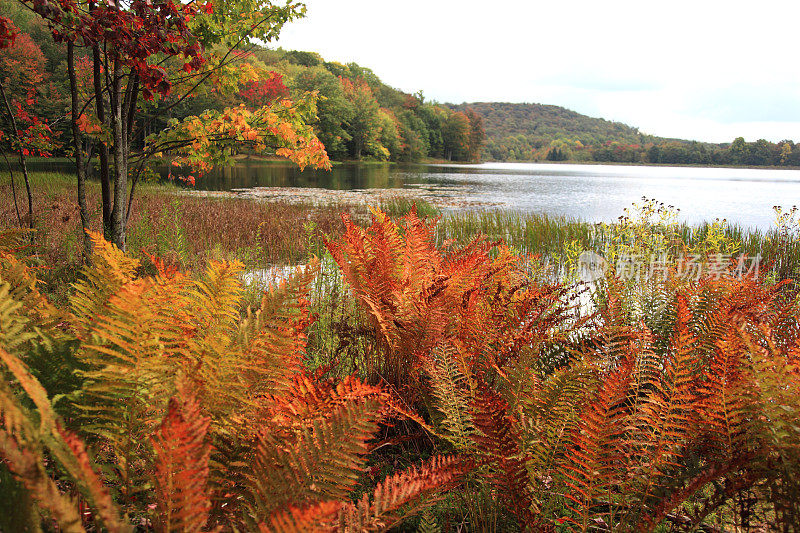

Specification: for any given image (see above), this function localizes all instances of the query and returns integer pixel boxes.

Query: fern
[337,455,467,532]
[471,385,536,527]
[247,375,389,515]
[560,348,636,531]
[625,296,701,518]
[265,500,342,532]
[0,344,128,532]
[0,429,85,532]
[3,214,800,531]
[416,510,441,533]
[424,344,475,449]
[151,382,212,533]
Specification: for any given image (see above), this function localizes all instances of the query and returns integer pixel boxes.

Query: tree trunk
[109,59,127,250]
[67,41,93,261]
[0,152,23,226]
[92,44,112,239]
[123,73,139,227]
[0,80,34,237]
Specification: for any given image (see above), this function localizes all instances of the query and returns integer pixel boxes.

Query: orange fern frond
[264,501,341,533]
[560,347,637,531]
[248,377,389,515]
[337,455,468,532]
[151,384,213,533]
[470,384,536,526]
[265,373,387,428]
[236,259,319,395]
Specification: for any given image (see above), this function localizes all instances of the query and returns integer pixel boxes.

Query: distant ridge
[448,101,699,162]
[451,101,673,145]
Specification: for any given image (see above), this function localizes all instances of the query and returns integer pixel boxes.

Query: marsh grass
[0,171,350,300]
[3,171,798,304]
[379,196,440,218]
[436,209,800,282]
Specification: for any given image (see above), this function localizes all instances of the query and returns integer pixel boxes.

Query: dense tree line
[576,138,800,166]
[0,14,485,166]
[457,102,800,167]
[255,49,485,162]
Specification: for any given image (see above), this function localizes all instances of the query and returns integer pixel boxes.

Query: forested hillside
[0,4,484,166]
[452,101,800,166]
[241,49,485,162]
[453,101,648,145]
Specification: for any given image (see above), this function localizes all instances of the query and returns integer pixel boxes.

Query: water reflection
[192,161,413,191]
[10,158,800,230]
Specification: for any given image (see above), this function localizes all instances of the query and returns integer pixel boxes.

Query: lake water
[23,158,800,230]
[196,161,800,231]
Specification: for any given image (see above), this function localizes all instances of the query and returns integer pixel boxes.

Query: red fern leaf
[338,455,468,531]
[151,384,212,533]
[471,384,535,526]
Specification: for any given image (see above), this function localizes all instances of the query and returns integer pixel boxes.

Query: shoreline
[6,154,800,172]
[184,184,500,210]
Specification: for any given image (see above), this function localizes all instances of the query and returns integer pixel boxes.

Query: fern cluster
[0,229,469,531]
[327,207,800,531]
[1,204,800,532]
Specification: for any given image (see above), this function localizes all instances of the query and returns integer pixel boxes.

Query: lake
[195,160,800,231]
[22,158,800,230]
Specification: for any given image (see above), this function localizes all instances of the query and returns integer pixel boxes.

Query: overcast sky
[274,0,800,143]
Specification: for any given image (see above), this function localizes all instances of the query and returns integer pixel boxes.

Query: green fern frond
[416,510,441,533]
[425,344,475,449]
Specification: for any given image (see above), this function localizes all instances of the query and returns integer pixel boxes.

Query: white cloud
[275,0,800,142]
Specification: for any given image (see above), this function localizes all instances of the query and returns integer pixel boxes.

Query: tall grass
[435,209,800,281]
[378,196,440,219]
[0,171,351,300]
[3,171,798,301]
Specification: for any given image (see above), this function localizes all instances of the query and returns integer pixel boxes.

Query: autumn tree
[237,71,289,107]
[289,65,353,159]
[464,107,485,162]
[22,0,319,253]
[377,108,402,161]
[0,20,57,233]
[442,110,470,161]
[340,76,381,159]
